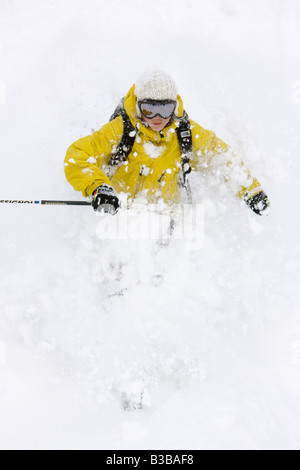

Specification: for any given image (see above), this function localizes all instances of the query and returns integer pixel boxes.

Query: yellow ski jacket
[65,85,262,203]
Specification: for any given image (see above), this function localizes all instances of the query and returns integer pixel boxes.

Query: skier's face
[142,115,172,132]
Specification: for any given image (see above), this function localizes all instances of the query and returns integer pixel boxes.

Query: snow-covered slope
[0,0,300,450]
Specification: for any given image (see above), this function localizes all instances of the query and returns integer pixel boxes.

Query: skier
[64,69,270,216]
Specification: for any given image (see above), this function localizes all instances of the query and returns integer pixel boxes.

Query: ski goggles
[138,100,176,119]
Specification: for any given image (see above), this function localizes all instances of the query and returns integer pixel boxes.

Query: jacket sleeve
[190,120,263,200]
[64,117,123,197]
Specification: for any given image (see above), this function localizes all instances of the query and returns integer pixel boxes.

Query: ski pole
[0,199,91,206]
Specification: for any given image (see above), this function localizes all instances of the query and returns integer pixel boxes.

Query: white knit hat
[135,68,178,101]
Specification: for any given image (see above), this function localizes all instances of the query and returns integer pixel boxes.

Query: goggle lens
[139,100,176,119]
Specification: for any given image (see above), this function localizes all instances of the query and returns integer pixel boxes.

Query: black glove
[245,191,270,216]
[92,185,119,215]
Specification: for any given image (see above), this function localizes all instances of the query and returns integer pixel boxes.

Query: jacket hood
[123,85,185,140]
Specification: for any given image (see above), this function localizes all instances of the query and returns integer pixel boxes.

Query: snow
[0,0,300,451]
[87,156,97,164]
[143,142,165,159]
[0,80,5,104]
